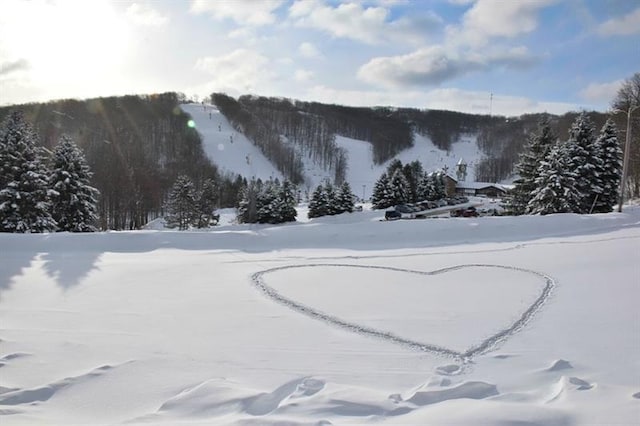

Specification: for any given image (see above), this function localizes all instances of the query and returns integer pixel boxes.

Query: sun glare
[0,0,131,101]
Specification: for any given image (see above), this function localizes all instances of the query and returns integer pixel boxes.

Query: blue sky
[0,0,638,116]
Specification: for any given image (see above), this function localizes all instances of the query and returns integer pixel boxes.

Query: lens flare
[187,120,196,128]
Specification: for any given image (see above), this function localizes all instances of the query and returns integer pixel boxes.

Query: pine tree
[278,180,298,222]
[237,179,261,224]
[257,179,280,224]
[308,184,327,218]
[433,171,446,200]
[592,119,622,213]
[508,116,556,215]
[528,143,581,215]
[196,178,218,228]
[49,135,99,232]
[403,160,423,203]
[324,180,339,215]
[336,181,355,213]
[418,172,439,201]
[372,172,393,209]
[388,169,409,205]
[386,159,403,178]
[0,111,57,233]
[165,175,197,230]
[416,172,430,201]
[563,112,603,213]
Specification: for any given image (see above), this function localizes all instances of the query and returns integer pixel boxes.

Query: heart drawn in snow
[251,264,555,360]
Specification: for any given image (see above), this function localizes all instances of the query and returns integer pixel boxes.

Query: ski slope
[337,133,484,200]
[182,103,486,199]
[1,206,639,425]
[180,103,282,181]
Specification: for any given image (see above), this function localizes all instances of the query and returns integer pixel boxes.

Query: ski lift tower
[456,158,468,181]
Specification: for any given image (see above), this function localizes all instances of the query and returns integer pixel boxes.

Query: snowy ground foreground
[182,103,486,198]
[1,207,640,425]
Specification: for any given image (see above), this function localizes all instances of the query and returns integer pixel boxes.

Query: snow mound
[546,359,574,372]
[545,376,596,403]
[403,381,499,406]
[0,365,115,406]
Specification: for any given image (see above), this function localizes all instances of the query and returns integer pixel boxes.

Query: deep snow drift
[1,206,639,425]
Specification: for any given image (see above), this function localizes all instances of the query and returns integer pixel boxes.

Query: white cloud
[448,0,556,47]
[0,58,29,76]
[579,79,623,103]
[289,1,440,45]
[298,42,322,59]
[358,46,473,87]
[290,1,388,44]
[358,45,537,88]
[190,0,285,26]
[597,7,640,36]
[448,0,475,5]
[195,49,272,92]
[125,3,168,27]
[294,69,314,82]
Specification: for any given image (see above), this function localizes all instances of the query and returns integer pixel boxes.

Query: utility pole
[489,92,493,117]
[614,105,639,212]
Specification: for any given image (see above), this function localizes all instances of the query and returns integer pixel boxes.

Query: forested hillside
[211,94,616,184]
[0,93,239,230]
[2,92,630,230]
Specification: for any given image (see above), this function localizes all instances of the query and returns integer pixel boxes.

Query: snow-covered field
[1,205,639,425]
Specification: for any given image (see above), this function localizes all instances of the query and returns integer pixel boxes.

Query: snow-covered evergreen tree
[386,159,403,178]
[528,143,581,215]
[388,169,409,206]
[433,171,446,200]
[564,112,603,213]
[371,172,393,209]
[308,184,327,218]
[508,116,556,215]
[257,179,280,224]
[49,135,99,232]
[323,180,339,215]
[278,180,297,223]
[418,172,440,201]
[592,119,622,213]
[237,179,260,224]
[0,111,57,233]
[165,175,197,230]
[403,160,423,203]
[336,181,355,213]
[195,178,218,228]
[416,172,431,201]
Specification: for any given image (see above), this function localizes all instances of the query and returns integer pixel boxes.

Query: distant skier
[230,135,233,143]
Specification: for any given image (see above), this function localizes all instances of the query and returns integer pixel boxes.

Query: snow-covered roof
[456,181,509,191]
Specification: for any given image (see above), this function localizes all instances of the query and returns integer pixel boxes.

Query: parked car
[385,209,401,220]
[450,206,478,217]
